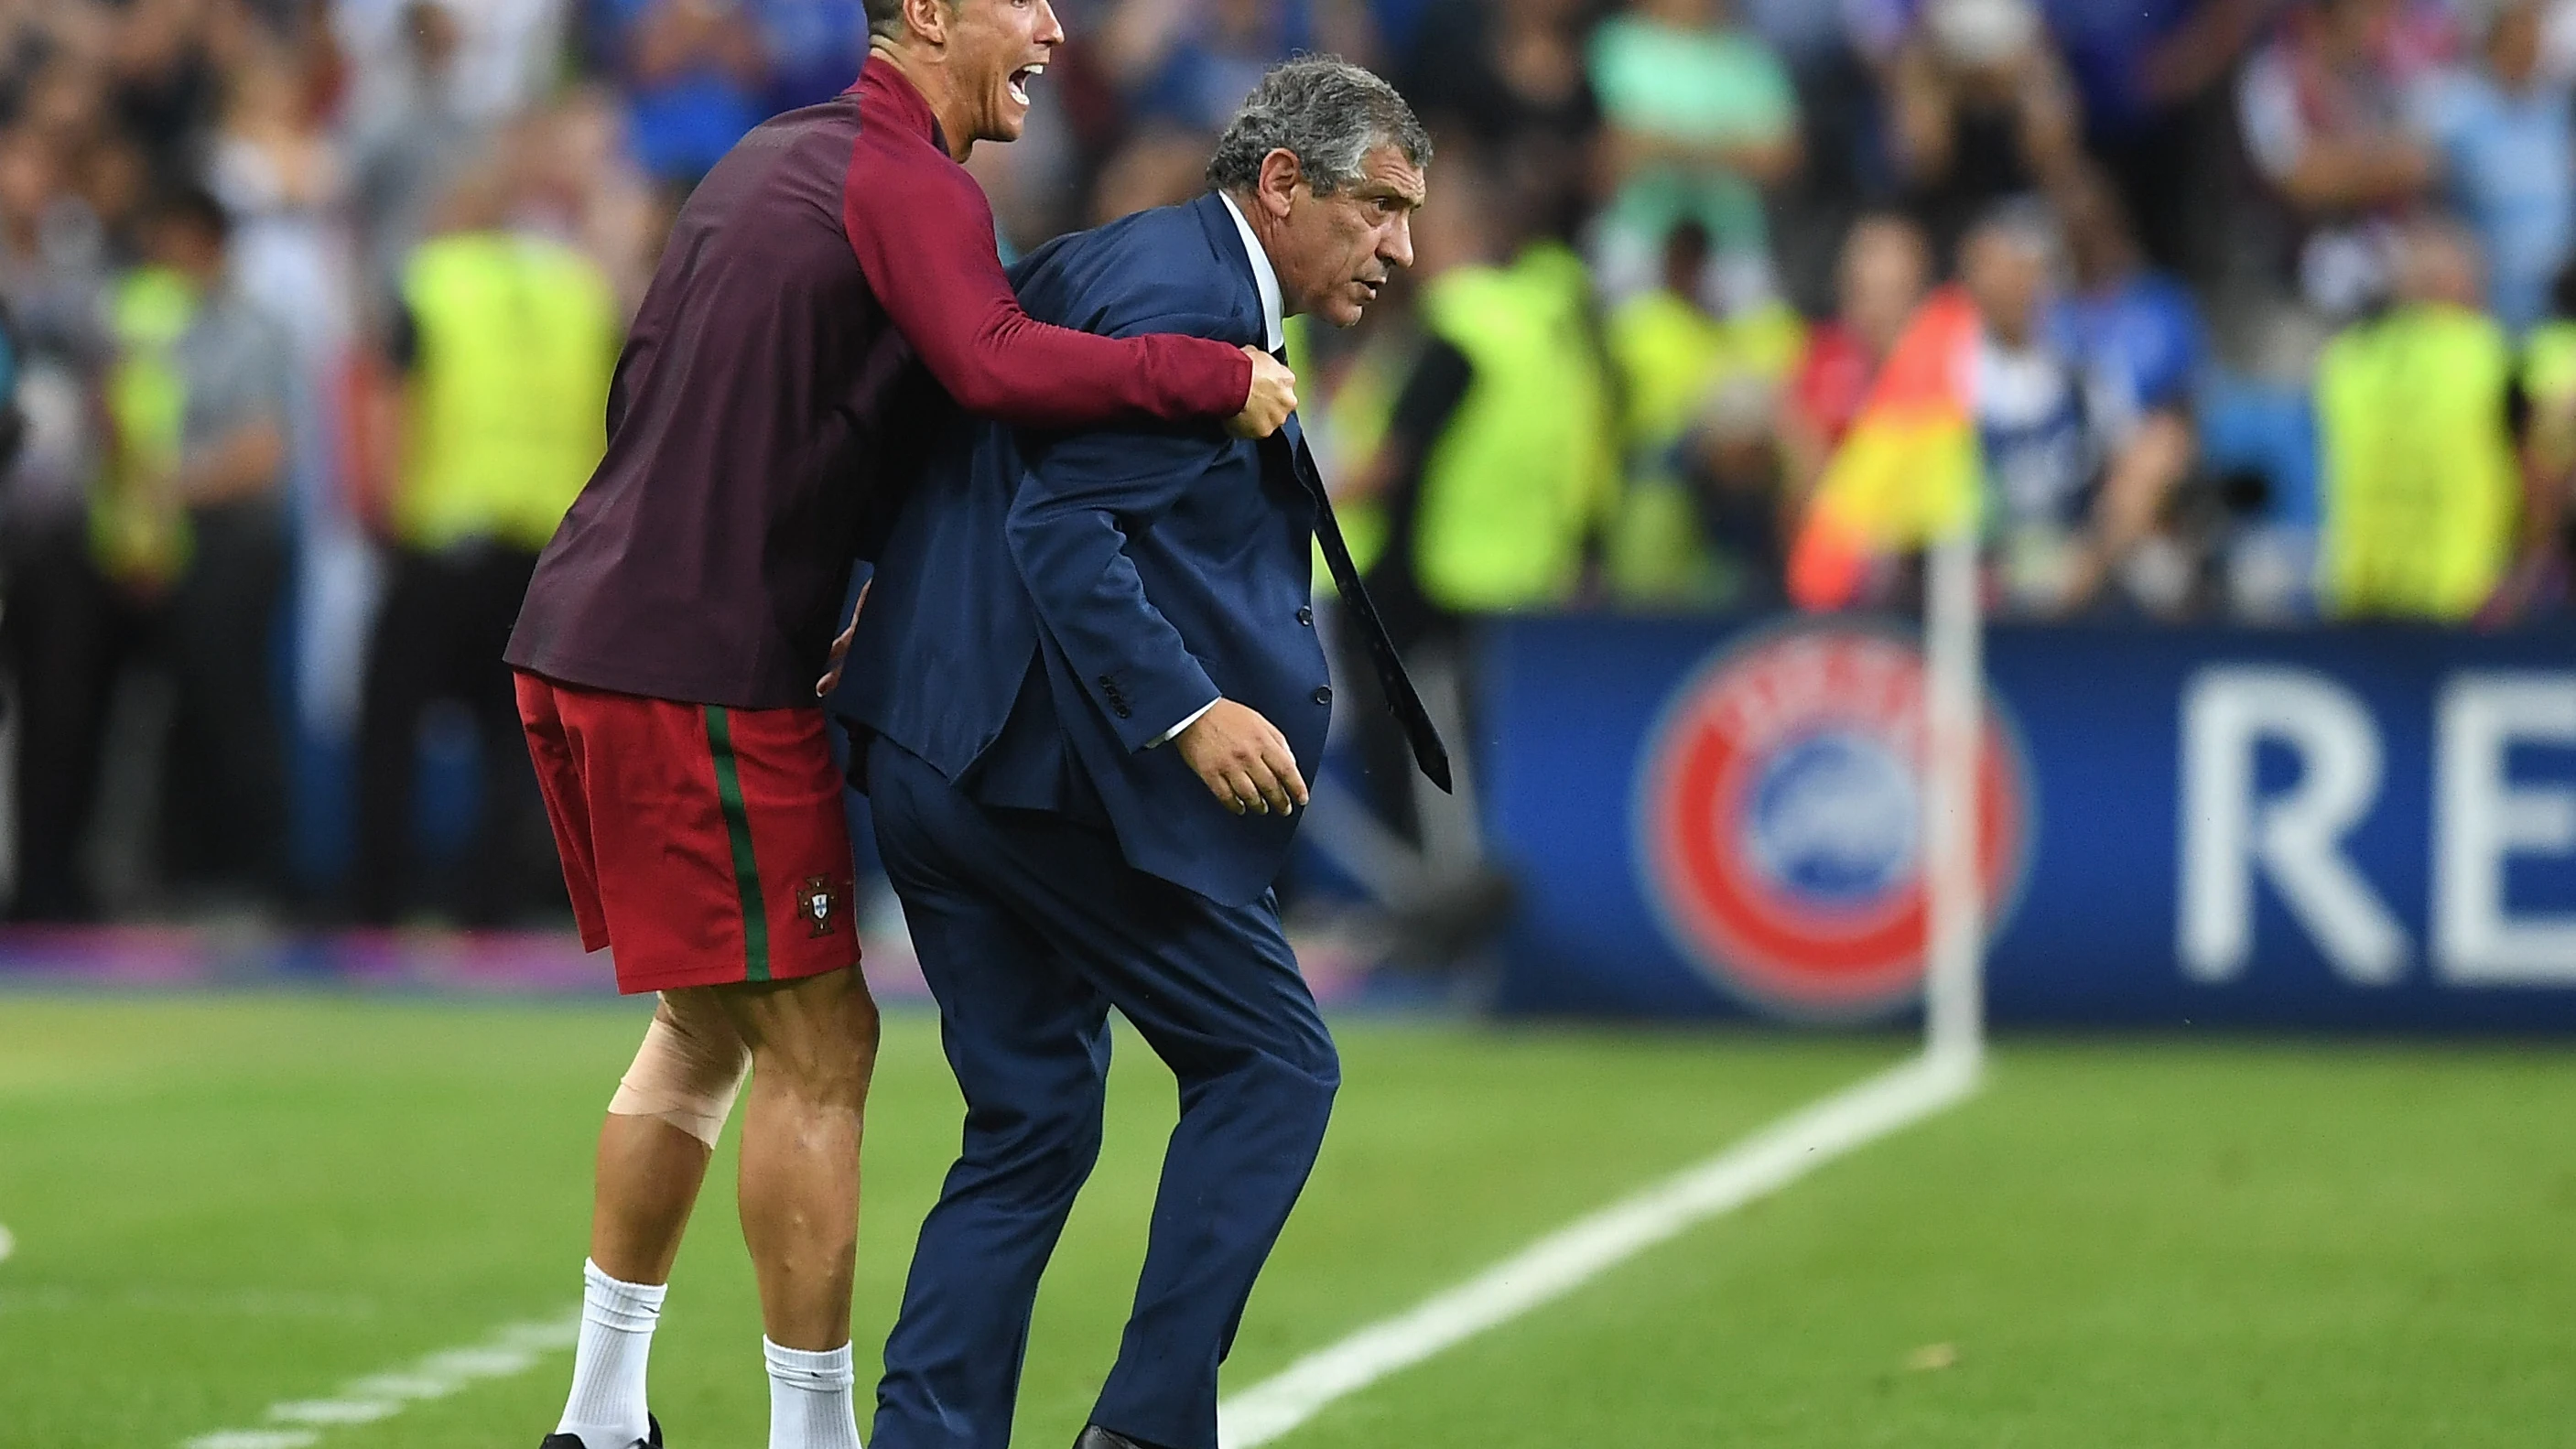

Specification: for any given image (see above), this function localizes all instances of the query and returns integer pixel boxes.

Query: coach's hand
[1175,698,1308,816]
[1225,347,1299,439]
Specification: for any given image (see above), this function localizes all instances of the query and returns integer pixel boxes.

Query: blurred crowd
[4,0,2574,924]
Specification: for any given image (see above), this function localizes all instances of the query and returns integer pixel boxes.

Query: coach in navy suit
[839,58,1448,1449]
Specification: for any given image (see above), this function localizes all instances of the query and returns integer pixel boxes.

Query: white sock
[556,1260,666,1449]
[764,1336,863,1449]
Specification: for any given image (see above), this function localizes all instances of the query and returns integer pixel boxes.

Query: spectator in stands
[209,40,353,347]
[1792,203,2152,615]
[537,85,664,312]
[1,121,118,922]
[2414,0,2572,336]
[1887,0,2085,267]
[755,0,866,114]
[103,186,295,906]
[352,137,619,925]
[2047,169,2207,616]
[2238,0,2440,319]
[0,3,80,117]
[0,120,111,351]
[208,37,373,762]
[1957,204,2097,615]
[2040,0,2274,277]
[349,0,481,308]
[23,57,151,249]
[103,0,234,182]
[1402,0,1598,244]
[1779,212,1931,507]
[2316,218,2534,622]
[597,0,767,188]
[1088,121,1213,224]
[1740,0,1883,312]
[1954,200,2203,617]
[1679,372,1791,602]
[1587,0,1801,308]
[1404,0,1593,145]
[340,0,575,142]
[1104,0,1327,135]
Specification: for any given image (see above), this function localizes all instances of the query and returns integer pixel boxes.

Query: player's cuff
[1148,697,1220,749]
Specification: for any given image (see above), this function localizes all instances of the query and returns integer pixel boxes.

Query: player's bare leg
[716,965,881,1449]
[588,1114,710,1281]
[594,995,749,1281]
[551,994,750,1449]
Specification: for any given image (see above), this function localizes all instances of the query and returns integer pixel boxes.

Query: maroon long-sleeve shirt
[505,58,1253,709]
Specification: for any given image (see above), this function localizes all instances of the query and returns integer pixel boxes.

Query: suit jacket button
[1296,605,1315,626]
[1312,686,1333,706]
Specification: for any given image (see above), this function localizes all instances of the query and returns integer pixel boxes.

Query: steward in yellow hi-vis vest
[95,266,198,590]
[2522,317,2576,484]
[2316,299,2521,622]
[1403,244,1618,615]
[352,226,621,926]
[81,189,298,905]
[394,232,618,553]
[1601,220,1802,608]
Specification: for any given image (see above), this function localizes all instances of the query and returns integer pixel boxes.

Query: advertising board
[1483,618,2576,1029]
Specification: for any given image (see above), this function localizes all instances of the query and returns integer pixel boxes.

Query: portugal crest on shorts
[1632,623,2029,1020]
[802,876,840,938]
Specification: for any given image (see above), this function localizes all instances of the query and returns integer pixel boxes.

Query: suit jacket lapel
[1283,413,1317,483]
[1190,191,1268,351]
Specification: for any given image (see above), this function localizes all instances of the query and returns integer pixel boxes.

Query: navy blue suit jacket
[842,192,1334,906]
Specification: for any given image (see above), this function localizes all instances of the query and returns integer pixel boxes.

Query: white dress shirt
[1219,189,1288,353]
[1150,190,1288,748]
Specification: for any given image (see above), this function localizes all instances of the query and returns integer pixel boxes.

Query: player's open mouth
[1007,64,1044,106]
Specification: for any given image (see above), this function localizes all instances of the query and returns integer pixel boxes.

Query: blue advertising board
[1480,617,2576,1029]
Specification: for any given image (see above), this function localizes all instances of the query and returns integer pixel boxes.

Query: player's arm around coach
[507,3,1299,1448]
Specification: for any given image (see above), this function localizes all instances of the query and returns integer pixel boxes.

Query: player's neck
[870,40,975,163]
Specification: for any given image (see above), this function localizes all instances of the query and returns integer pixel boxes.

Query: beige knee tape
[610,1012,751,1149]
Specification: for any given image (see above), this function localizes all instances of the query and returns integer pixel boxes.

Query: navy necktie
[1268,399,1453,794]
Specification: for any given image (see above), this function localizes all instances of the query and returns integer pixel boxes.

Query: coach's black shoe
[1074,1426,1175,1449]
[538,1415,662,1449]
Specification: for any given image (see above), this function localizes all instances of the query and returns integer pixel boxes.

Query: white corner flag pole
[1923,523,1987,1072]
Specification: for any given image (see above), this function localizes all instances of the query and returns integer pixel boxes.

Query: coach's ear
[1253,148,1305,222]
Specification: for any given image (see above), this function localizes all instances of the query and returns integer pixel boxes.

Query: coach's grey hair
[1207,57,1432,199]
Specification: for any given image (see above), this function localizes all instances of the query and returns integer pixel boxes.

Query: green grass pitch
[1,995,2571,1448]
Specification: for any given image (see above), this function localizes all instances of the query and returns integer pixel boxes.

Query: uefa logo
[1633,623,2030,1020]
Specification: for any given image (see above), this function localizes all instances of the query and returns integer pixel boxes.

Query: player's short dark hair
[1207,57,1431,199]
[867,0,958,40]
[145,183,233,248]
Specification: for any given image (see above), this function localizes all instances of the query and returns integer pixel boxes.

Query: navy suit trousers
[866,737,1340,1449]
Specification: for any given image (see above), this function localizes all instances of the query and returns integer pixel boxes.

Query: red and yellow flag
[1788,287,1984,610]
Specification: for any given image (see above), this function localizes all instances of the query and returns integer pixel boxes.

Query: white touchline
[1217,1049,1982,1449]
[179,1313,579,1449]
[0,1221,15,1264]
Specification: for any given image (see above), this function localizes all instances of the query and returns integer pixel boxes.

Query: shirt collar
[860,53,945,155]
[1218,190,1286,354]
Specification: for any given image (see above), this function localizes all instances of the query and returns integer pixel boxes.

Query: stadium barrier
[1481,615,2576,1030]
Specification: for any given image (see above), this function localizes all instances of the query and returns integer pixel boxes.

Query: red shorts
[515,672,860,995]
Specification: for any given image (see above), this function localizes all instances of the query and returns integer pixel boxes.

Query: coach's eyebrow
[1359,182,1425,212]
